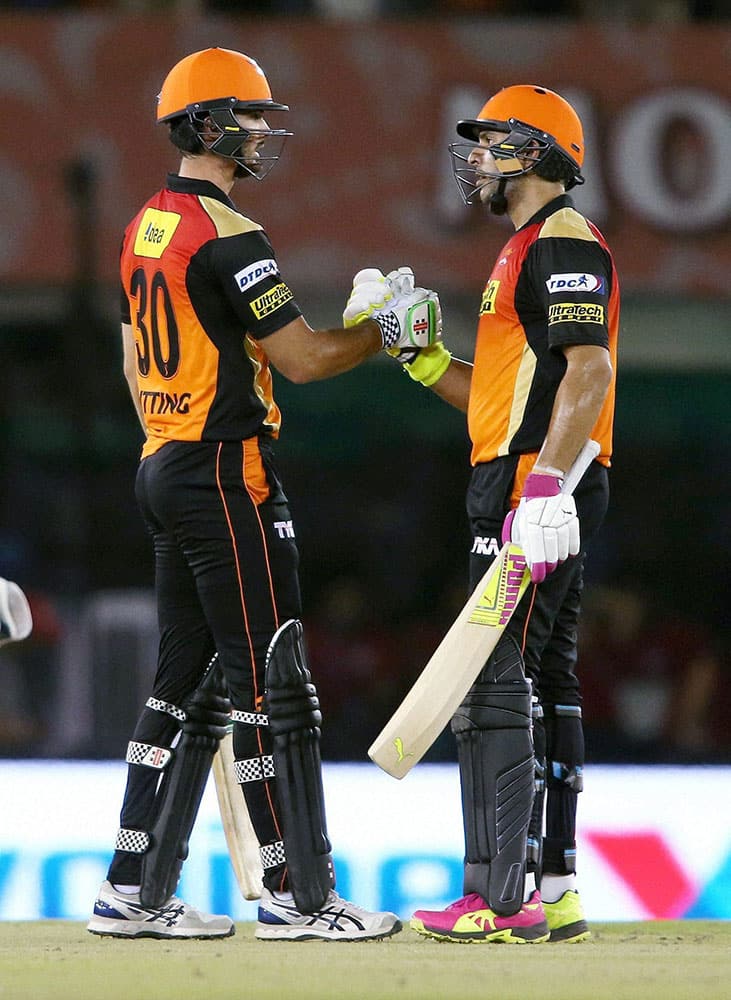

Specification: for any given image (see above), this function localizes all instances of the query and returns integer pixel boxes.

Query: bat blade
[213,729,263,899]
[368,543,530,778]
[368,438,600,780]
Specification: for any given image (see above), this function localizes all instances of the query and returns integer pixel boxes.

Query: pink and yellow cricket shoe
[411,890,550,943]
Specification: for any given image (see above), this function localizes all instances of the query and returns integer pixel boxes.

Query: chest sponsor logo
[234,258,278,292]
[251,282,293,319]
[546,272,605,294]
[479,280,500,315]
[133,208,181,259]
[548,302,605,325]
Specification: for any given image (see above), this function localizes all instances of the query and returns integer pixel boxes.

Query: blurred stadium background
[0,2,728,776]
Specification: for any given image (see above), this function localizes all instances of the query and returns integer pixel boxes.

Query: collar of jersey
[166,173,236,210]
[517,193,574,232]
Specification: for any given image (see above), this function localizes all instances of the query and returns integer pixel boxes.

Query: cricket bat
[368,439,600,779]
[213,727,263,899]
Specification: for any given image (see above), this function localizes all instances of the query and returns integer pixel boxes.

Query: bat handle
[561,439,600,496]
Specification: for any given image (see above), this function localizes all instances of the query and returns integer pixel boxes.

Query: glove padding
[502,472,580,584]
[343,266,441,354]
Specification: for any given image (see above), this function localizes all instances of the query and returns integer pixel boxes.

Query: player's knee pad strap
[139,658,231,908]
[547,761,584,792]
[265,619,335,913]
[451,635,533,915]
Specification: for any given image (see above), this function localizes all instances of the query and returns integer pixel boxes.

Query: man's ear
[519,138,542,166]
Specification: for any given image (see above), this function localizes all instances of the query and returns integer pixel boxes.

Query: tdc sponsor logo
[274,520,295,539]
[234,258,278,292]
[471,536,501,557]
[546,272,605,294]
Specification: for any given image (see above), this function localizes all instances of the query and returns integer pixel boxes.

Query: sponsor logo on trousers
[471,536,500,556]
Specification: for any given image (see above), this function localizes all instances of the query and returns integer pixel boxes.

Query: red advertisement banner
[0,16,728,294]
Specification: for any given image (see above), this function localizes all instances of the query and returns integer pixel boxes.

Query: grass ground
[0,921,729,1000]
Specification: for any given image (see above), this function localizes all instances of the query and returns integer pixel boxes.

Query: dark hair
[533,147,578,188]
[168,117,204,155]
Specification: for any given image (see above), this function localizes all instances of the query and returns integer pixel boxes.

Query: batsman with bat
[345,85,618,943]
[87,47,442,941]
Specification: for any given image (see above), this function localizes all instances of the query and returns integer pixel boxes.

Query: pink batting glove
[502,472,580,584]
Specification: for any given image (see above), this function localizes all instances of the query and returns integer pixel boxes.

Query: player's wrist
[403,342,452,386]
[523,471,562,498]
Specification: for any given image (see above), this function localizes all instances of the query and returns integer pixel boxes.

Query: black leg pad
[452,635,534,916]
[140,659,230,908]
[265,619,335,914]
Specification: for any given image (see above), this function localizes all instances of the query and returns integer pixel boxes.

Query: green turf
[0,921,729,1000]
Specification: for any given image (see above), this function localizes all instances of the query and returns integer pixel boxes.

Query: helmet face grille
[456,85,584,174]
[192,106,292,181]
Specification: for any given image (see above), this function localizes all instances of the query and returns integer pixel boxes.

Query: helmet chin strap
[489,178,509,216]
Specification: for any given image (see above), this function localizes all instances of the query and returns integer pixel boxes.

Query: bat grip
[560,439,600,496]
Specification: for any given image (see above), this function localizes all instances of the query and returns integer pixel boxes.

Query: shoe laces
[446,893,488,913]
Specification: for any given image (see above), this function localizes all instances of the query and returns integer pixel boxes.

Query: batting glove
[343,266,442,354]
[502,472,580,584]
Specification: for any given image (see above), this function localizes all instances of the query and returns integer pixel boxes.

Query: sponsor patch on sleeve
[548,302,605,325]
[234,258,278,292]
[546,273,605,294]
[251,282,294,319]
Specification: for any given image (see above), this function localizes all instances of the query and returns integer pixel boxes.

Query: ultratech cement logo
[251,282,293,318]
[234,258,277,292]
[548,302,605,325]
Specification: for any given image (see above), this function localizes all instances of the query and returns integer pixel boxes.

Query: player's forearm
[536,346,612,474]
[267,319,382,384]
[426,356,472,412]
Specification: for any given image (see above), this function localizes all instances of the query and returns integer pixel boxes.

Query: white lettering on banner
[612,90,731,230]
[234,258,278,292]
[546,273,605,294]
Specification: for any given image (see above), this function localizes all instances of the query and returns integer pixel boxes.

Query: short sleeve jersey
[120,174,302,458]
[468,194,619,467]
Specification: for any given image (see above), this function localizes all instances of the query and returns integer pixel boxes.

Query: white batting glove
[0,577,33,646]
[343,266,441,353]
[502,473,580,584]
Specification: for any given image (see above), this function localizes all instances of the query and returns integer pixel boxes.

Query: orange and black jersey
[468,194,618,468]
[120,174,302,458]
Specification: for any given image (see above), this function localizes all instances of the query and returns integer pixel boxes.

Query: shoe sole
[255,920,402,942]
[410,918,550,944]
[548,920,591,943]
[87,919,235,940]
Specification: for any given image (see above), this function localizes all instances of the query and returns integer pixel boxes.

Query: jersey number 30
[130,267,180,380]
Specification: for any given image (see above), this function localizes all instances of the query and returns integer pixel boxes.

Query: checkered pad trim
[146,697,186,722]
[231,709,269,727]
[126,741,172,769]
[115,828,150,853]
[234,755,276,784]
[260,840,286,870]
[376,310,400,349]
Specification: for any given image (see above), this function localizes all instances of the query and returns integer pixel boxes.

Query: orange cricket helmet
[454,85,584,193]
[156,48,291,181]
[157,47,288,122]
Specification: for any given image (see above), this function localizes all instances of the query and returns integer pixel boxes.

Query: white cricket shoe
[255,887,402,941]
[87,880,234,939]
